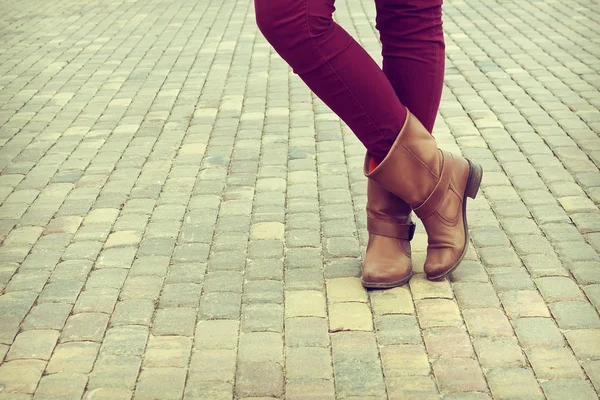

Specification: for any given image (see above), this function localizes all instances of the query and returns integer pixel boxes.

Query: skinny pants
[255,0,445,162]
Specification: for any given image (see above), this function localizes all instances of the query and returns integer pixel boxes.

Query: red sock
[369,157,379,173]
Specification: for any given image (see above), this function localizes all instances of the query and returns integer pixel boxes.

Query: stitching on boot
[401,144,440,179]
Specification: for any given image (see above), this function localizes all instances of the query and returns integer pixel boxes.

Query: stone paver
[0,0,599,398]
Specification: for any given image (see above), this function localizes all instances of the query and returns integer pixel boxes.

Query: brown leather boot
[361,168,415,289]
[364,110,483,280]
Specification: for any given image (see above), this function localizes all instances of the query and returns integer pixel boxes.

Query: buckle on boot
[407,222,416,241]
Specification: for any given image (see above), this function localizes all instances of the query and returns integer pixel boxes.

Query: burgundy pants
[255,0,445,162]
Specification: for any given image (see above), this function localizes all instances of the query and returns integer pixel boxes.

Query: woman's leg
[364,1,482,280]
[256,0,482,281]
[254,0,406,162]
[375,0,445,132]
[363,0,445,286]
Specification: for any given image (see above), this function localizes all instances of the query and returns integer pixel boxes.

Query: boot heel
[466,160,483,199]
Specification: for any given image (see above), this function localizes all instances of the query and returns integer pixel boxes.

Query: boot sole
[427,160,483,281]
[362,272,413,289]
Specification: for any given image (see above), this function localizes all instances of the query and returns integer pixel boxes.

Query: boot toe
[424,248,462,280]
[362,260,412,289]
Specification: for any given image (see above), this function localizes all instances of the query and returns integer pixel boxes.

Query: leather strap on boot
[413,152,454,219]
[367,217,416,240]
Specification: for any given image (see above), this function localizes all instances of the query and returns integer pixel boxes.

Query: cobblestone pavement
[0,0,599,398]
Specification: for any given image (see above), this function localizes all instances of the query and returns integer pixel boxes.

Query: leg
[365,0,444,286]
[255,0,483,282]
[366,2,482,280]
[254,0,406,162]
[375,0,445,132]
[255,0,415,288]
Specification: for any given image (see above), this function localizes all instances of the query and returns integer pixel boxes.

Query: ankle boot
[364,110,483,280]
[361,162,415,289]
